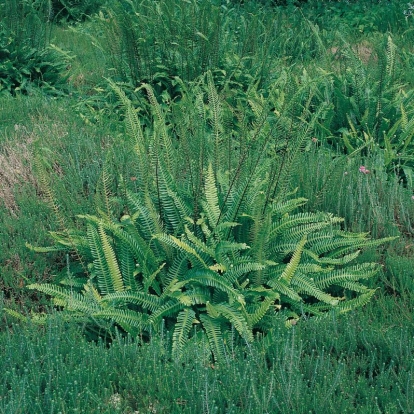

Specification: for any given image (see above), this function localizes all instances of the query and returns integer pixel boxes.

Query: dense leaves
[24,78,395,362]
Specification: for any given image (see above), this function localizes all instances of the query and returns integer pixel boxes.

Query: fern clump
[24,74,395,363]
[0,0,69,96]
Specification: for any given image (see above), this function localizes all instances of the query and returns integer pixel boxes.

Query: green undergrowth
[0,93,124,310]
[0,299,412,413]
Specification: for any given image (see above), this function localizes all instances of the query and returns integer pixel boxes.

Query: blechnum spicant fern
[24,73,396,364]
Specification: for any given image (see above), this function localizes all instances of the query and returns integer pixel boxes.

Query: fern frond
[143,263,166,294]
[101,291,162,312]
[155,233,208,268]
[87,224,113,295]
[125,190,163,240]
[206,71,223,177]
[208,302,253,342]
[324,236,397,259]
[172,308,196,359]
[279,235,307,285]
[94,308,148,331]
[313,263,380,290]
[118,241,137,291]
[247,297,274,327]
[266,279,302,302]
[199,314,226,363]
[98,223,124,292]
[224,262,266,285]
[143,83,173,174]
[291,273,339,306]
[332,290,377,314]
[204,163,221,228]
[184,225,215,258]
[182,268,241,301]
[271,197,308,217]
[149,300,185,326]
[108,79,146,156]
[269,211,341,240]
[303,249,361,265]
[27,283,100,313]
[3,309,29,323]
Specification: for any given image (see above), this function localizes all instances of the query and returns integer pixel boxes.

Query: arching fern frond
[207,302,253,343]
[279,235,307,285]
[101,291,162,313]
[172,308,196,360]
[199,314,226,363]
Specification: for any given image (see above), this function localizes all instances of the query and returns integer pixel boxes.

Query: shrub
[22,74,395,363]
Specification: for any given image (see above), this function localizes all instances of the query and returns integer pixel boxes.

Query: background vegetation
[1,0,413,412]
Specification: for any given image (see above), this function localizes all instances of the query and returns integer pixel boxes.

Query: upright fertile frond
[109,80,147,182]
[184,225,215,257]
[143,83,173,174]
[385,35,396,80]
[109,79,145,155]
[97,160,113,220]
[118,242,136,291]
[206,71,223,177]
[81,213,158,279]
[156,158,191,233]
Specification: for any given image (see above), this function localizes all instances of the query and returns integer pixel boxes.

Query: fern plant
[0,0,69,95]
[325,35,414,185]
[24,73,395,363]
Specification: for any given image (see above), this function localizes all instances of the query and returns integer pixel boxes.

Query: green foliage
[95,0,286,94]
[25,75,395,362]
[0,304,413,413]
[51,0,103,22]
[0,0,69,95]
[1,0,413,407]
[322,35,414,183]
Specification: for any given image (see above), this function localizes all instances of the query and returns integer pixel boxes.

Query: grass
[0,302,412,413]
[1,0,414,412]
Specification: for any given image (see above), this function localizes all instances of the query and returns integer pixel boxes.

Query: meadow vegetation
[0,0,413,412]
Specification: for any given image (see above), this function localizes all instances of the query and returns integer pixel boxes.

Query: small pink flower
[411,195,414,200]
[311,137,318,143]
[359,166,370,174]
